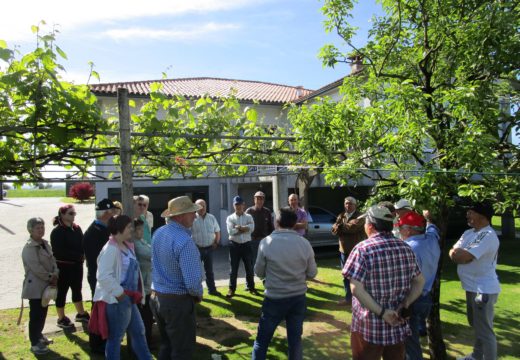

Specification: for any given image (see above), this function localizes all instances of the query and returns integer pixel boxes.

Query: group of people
[334,197,500,360]
[21,191,501,360]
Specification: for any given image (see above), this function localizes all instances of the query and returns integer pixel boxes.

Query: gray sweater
[254,229,317,299]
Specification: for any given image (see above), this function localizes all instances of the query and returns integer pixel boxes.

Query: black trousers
[29,299,48,346]
[55,262,84,307]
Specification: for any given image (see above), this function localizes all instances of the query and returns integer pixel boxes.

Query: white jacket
[92,241,145,304]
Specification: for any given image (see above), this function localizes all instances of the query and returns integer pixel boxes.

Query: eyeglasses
[67,212,77,216]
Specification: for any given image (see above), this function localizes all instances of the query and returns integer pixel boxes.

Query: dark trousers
[29,299,48,346]
[228,241,255,291]
[406,292,432,360]
[87,270,97,299]
[198,246,217,292]
[150,293,196,360]
[138,294,155,347]
[351,331,405,360]
[340,252,352,300]
[56,262,84,307]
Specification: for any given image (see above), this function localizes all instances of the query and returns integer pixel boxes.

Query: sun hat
[254,191,265,198]
[394,199,413,210]
[397,211,426,229]
[41,286,57,307]
[160,196,201,218]
[96,198,115,211]
[233,196,244,205]
[358,205,394,223]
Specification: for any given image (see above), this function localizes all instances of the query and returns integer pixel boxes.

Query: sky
[0,0,382,91]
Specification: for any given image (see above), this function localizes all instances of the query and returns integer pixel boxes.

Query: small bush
[69,182,94,202]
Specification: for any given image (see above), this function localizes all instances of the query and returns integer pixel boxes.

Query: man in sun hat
[150,196,203,359]
[398,210,440,360]
[246,191,274,263]
[343,205,425,359]
[450,201,500,360]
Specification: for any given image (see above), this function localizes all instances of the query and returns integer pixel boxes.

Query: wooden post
[118,88,134,216]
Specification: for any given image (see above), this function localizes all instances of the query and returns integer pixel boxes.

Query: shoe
[456,355,476,360]
[208,290,222,296]
[39,336,54,345]
[338,298,352,306]
[75,311,90,323]
[226,289,235,298]
[248,289,260,296]
[31,343,50,355]
[57,316,74,328]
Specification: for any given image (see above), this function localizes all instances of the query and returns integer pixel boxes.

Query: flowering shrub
[69,182,94,202]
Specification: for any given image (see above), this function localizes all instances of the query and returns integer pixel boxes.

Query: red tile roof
[90,77,314,105]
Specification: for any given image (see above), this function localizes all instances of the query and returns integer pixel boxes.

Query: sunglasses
[67,212,77,216]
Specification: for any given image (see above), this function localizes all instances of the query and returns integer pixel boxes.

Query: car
[306,206,338,247]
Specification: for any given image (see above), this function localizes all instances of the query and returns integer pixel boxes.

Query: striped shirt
[343,232,421,345]
[226,212,255,244]
[151,221,203,297]
[192,212,220,248]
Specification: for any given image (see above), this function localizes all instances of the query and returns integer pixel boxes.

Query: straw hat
[161,196,201,218]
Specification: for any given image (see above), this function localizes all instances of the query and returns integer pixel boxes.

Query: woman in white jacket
[93,215,151,360]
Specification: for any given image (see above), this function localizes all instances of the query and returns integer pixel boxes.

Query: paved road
[0,197,261,310]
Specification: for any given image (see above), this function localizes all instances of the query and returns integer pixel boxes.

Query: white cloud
[103,22,240,41]
[0,0,261,42]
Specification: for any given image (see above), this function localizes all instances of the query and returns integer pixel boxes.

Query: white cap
[394,199,412,210]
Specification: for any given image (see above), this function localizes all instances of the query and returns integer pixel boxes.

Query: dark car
[306,206,338,247]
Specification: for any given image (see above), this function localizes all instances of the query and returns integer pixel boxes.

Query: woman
[93,215,151,360]
[21,217,59,355]
[50,204,89,328]
[133,218,154,347]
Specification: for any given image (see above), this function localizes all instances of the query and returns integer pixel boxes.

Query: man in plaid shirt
[343,205,425,359]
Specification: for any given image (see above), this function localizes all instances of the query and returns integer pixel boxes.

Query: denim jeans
[340,252,352,301]
[198,246,217,292]
[252,294,306,360]
[406,292,432,360]
[229,241,255,291]
[105,296,151,360]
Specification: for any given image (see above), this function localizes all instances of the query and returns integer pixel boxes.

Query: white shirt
[191,212,220,247]
[226,212,255,244]
[453,225,500,294]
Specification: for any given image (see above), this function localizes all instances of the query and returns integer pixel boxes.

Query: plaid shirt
[343,231,421,345]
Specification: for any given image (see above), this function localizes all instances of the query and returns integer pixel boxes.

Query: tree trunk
[295,169,317,209]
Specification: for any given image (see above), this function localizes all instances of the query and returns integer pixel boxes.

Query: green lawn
[5,188,66,198]
[1,240,518,359]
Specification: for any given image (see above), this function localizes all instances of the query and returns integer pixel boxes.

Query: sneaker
[208,290,222,296]
[57,316,74,328]
[31,343,50,355]
[248,289,260,296]
[225,289,235,298]
[456,355,476,360]
[338,298,352,306]
[75,312,90,323]
[39,336,54,345]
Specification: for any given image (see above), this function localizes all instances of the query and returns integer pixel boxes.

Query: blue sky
[0,0,382,90]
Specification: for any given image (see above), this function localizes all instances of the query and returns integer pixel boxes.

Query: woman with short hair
[93,215,151,359]
[50,204,89,328]
[21,217,59,355]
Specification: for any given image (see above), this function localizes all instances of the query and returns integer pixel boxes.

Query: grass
[1,240,519,359]
[492,216,520,230]
[5,188,66,198]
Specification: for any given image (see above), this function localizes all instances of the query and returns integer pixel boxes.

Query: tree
[289,0,519,358]
[69,182,95,202]
[0,25,110,182]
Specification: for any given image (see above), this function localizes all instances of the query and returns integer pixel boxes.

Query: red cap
[397,211,426,228]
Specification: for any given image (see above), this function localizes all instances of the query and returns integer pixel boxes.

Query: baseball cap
[358,205,394,223]
[397,211,426,228]
[254,191,265,198]
[96,198,115,211]
[233,196,244,205]
[468,202,494,221]
[394,199,412,210]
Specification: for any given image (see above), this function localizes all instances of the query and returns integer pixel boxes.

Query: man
[398,211,440,360]
[252,208,318,360]
[449,202,500,360]
[191,199,221,296]
[226,195,258,298]
[393,199,414,239]
[83,198,115,297]
[288,193,309,237]
[134,195,152,244]
[150,196,203,360]
[82,198,114,354]
[343,205,425,359]
[246,191,274,262]
[140,194,154,230]
[331,196,365,305]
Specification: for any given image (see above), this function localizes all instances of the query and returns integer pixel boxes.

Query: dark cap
[233,196,244,205]
[468,202,494,221]
[96,198,115,211]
